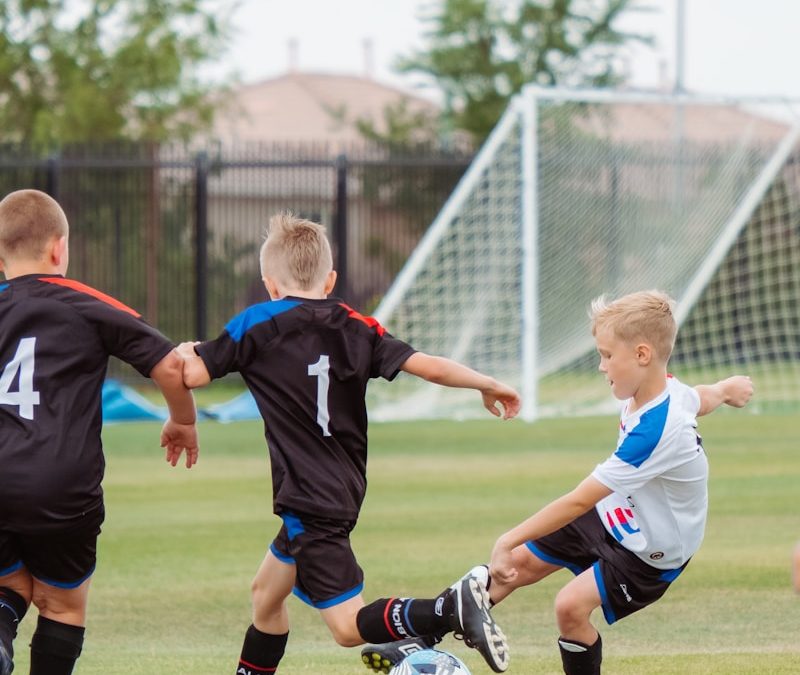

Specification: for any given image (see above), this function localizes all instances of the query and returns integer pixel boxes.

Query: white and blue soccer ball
[390,648,472,675]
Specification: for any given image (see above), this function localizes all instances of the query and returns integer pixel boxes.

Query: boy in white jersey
[483,290,753,675]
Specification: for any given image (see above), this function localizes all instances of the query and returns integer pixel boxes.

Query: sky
[214,0,800,116]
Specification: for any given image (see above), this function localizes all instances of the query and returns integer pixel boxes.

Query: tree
[397,0,652,142]
[0,0,234,145]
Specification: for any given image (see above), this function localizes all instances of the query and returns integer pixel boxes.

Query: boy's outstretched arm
[176,341,212,389]
[490,476,612,583]
[694,375,753,416]
[150,349,199,468]
[400,352,521,419]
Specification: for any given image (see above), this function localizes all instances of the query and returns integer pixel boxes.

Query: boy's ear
[50,235,68,267]
[262,275,280,300]
[324,270,337,295]
[636,343,652,366]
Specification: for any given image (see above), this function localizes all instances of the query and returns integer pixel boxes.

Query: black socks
[237,625,288,674]
[29,615,85,675]
[558,633,602,675]
[0,587,28,661]
[356,592,453,644]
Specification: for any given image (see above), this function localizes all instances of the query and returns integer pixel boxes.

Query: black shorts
[0,505,104,588]
[526,509,688,624]
[269,511,364,609]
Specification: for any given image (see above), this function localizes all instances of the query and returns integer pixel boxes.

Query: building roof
[212,71,439,146]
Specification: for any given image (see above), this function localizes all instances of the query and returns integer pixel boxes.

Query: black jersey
[0,274,174,533]
[196,296,416,520]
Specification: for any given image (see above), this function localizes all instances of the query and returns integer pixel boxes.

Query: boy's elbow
[151,350,184,387]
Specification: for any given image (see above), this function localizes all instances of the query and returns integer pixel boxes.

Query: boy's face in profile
[595,325,648,401]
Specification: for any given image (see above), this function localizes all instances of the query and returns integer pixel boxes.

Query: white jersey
[592,376,707,570]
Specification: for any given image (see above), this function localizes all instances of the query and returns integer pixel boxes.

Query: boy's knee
[554,589,588,629]
[328,622,362,648]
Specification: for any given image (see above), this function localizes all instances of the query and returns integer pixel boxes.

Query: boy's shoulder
[32,276,141,317]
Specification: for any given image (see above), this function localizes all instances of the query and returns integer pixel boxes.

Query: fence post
[45,154,60,200]
[195,151,209,341]
[334,153,348,300]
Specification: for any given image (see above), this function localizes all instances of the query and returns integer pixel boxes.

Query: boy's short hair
[260,212,333,290]
[0,189,69,263]
[590,290,677,361]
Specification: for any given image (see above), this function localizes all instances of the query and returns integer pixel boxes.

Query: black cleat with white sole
[449,567,509,672]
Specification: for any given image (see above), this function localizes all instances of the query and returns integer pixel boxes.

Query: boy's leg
[239,550,295,675]
[0,567,32,675]
[29,577,91,675]
[553,568,603,675]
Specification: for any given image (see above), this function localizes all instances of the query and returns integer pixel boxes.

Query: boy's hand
[176,341,200,359]
[161,419,199,468]
[489,537,518,584]
[481,380,521,420]
[722,375,753,408]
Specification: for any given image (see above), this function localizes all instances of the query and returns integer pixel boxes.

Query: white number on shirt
[308,354,331,437]
[0,337,41,420]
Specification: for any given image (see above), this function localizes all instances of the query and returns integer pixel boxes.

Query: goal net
[368,87,800,421]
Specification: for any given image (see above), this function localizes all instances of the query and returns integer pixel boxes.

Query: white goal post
[369,86,800,421]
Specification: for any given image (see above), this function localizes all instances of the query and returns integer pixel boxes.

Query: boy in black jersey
[0,189,199,675]
[179,212,520,674]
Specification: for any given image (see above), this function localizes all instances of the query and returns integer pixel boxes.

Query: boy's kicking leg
[357,565,509,673]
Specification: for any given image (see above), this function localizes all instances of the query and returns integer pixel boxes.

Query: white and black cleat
[449,568,509,672]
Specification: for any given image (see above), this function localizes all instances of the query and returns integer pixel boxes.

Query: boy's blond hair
[260,212,333,290]
[590,290,677,362]
[0,189,69,263]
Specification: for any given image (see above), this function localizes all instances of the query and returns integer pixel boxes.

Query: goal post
[370,86,800,421]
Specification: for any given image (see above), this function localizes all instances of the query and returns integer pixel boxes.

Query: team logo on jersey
[649,552,664,560]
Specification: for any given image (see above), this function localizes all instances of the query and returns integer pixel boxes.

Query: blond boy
[0,189,198,675]
[179,212,519,674]
[469,290,753,675]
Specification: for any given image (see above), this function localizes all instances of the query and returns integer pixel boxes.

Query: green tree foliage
[0,0,234,144]
[397,0,652,142]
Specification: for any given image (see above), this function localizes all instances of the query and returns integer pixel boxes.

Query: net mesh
[370,91,800,419]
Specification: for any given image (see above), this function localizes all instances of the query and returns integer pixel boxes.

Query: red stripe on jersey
[38,277,141,317]
[339,303,386,336]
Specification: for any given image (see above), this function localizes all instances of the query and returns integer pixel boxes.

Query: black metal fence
[0,143,472,350]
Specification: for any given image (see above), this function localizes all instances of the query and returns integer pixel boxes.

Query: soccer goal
[368,86,800,421]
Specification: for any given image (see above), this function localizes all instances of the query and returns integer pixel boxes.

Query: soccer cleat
[361,636,439,673]
[448,566,509,673]
[0,642,12,675]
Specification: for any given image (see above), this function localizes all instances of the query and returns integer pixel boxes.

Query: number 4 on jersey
[0,337,40,420]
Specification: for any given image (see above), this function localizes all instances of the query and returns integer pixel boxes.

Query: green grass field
[11,412,800,674]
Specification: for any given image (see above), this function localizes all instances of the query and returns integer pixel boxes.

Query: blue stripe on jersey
[614,396,670,468]
[292,582,364,609]
[224,299,301,342]
[0,283,8,293]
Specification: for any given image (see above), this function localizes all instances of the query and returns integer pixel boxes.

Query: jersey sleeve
[78,295,173,377]
[370,331,416,380]
[195,314,272,379]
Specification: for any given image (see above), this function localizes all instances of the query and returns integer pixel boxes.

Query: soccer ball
[390,648,472,675]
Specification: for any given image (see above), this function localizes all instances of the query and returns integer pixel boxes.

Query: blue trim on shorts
[0,560,23,576]
[658,567,684,582]
[292,582,364,609]
[269,543,295,564]
[0,284,8,293]
[525,541,584,576]
[33,564,95,589]
[280,511,306,541]
[593,562,617,625]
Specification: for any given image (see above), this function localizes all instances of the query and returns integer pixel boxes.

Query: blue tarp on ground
[101,380,259,423]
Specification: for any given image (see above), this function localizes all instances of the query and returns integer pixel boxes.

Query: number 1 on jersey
[308,354,331,437]
[0,337,41,420]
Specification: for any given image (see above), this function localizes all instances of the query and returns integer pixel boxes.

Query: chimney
[363,38,374,79]
[288,38,298,73]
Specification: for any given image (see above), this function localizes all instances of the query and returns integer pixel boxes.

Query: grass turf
[11,413,800,673]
